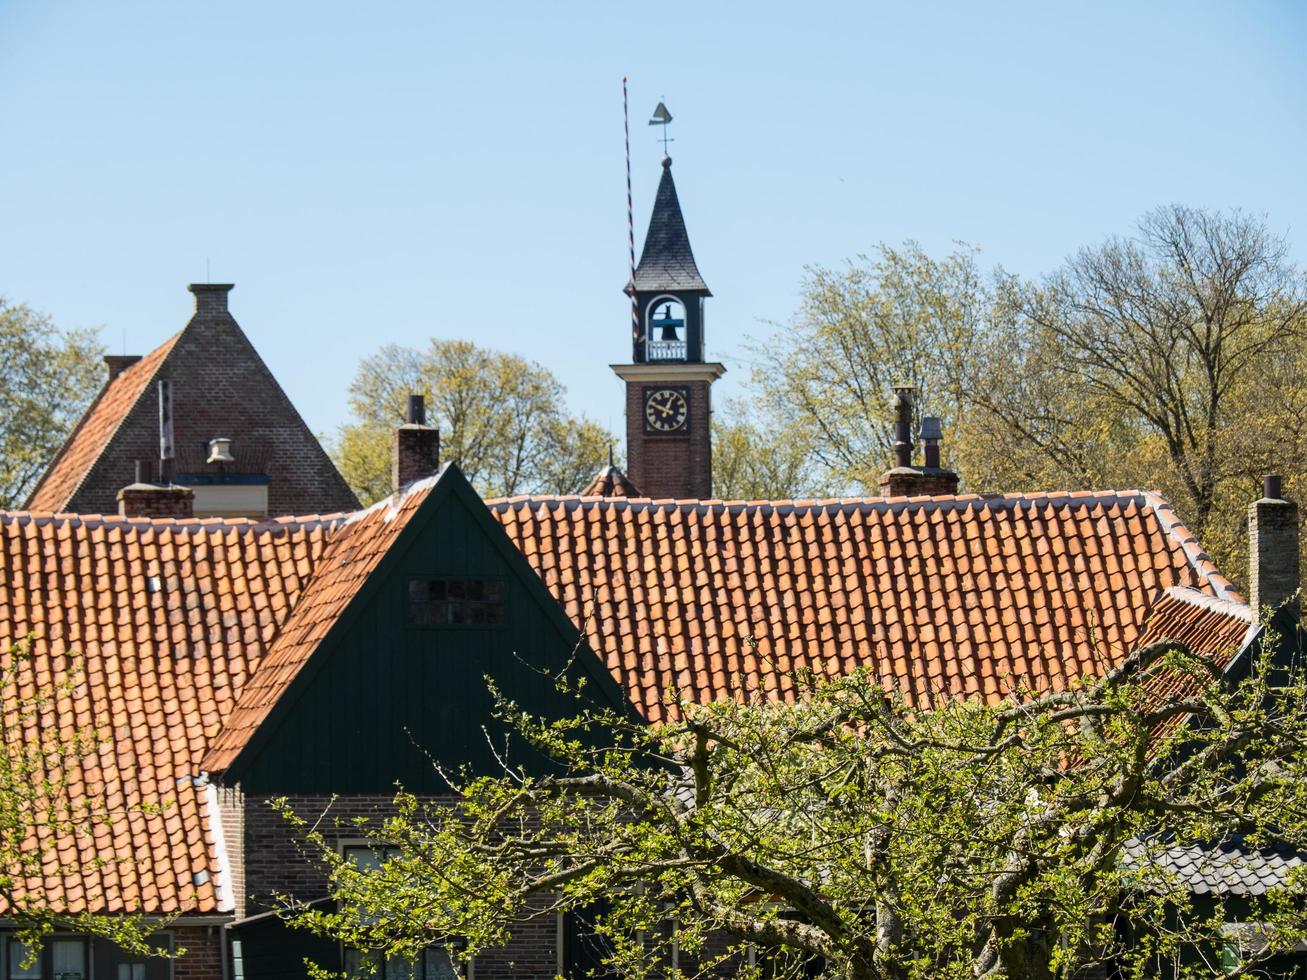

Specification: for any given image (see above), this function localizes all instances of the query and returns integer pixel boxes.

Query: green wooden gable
[227,466,633,794]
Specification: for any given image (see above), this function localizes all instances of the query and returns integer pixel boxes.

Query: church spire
[630,157,710,295]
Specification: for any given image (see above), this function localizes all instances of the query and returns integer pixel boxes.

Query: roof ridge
[0,507,351,534]
[1160,585,1255,623]
[487,487,1154,515]
[1142,492,1243,604]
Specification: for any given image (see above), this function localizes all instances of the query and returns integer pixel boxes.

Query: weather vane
[649,100,673,155]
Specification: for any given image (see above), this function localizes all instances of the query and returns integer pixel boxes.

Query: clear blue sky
[2,1,1304,447]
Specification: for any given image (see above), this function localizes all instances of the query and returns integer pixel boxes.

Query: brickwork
[391,424,440,493]
[240,793,565,978]
[173,925,224,980]
[1249,493,1300,614]
[49,284,358,517]
[878,466,960,498]
[623,378,713,499]
[218,785,246,919]
[117,484,195,518]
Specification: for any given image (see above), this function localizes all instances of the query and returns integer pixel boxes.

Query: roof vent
[207,438,235,464]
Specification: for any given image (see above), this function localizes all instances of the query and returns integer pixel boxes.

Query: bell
[657,303,681,341]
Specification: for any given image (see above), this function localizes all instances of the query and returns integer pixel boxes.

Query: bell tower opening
[612,133,725,501]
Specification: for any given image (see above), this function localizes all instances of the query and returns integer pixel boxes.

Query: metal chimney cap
[919,416,943,441]
[207,437,235,464]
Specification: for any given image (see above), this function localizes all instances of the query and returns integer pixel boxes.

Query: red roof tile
[0,482,1250,917]
[486,490,1242,722]
[0,508,338,915]
[579,465,642,499]
[25,336,180,512]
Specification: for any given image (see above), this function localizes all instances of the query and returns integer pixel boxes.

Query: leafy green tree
[744,244,984,494]
[738,209,1307,590]
[277,633,1307,980]
[334,340,614,503]
[0,298,104,508]
[712,402,821,501]
[972,206,1307,576]
[0,642,169,957]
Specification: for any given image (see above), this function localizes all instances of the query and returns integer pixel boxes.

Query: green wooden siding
[234,471,629,793]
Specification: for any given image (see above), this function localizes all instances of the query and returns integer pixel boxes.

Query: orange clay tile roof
[0,508,342,915]
[486,489,1243,723]
[579,465,643,499]
[25,335,181,512]
[1134,585,1257,731]
[0,480,1251,916]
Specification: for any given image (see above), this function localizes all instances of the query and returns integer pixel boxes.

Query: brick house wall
[172,926,225,980]
[239,794,565,979]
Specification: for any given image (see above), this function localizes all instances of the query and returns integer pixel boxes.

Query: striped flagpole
[623,76,640,358]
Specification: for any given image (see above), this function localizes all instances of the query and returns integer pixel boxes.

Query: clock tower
[613,153,725,499]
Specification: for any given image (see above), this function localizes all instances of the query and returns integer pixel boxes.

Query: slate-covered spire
[631,157,710,294]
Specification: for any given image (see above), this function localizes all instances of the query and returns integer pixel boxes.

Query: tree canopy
[0,298,104,509]
[277,628,1307,980]
[721,208,1307,588]
[333,340,614,504]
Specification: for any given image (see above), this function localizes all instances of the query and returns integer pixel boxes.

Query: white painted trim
[609,362,727,384]
[204,783,235,913]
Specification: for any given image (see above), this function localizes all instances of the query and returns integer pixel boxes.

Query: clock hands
[647,390,686,430]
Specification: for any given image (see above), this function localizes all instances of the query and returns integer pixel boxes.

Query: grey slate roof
[631,159,710,294]
[1125,835,1306,897]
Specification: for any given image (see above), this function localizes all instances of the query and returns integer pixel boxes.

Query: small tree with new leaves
[0,641,173,957]
[277,631,1307,980]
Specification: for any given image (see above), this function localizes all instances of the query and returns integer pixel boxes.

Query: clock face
[644,387,689,433]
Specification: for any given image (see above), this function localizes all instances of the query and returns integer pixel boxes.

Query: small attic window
[408,579,505,627]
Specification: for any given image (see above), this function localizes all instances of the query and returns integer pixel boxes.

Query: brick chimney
[1249,474,1299,616]
[392,394,440,493]
[104,354,142,381]
[118,461,194,519]
[188,283,234,316]
[877,387,960,497]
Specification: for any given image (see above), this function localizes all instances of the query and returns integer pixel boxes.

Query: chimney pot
[187,283,234,316]
[879,404,959,498]
[392,393,440,493]
[1249,476,1299,616]
[920,416,943,469]
[891,385,915,469]
[104,354,142,381]
[407,394,426,426]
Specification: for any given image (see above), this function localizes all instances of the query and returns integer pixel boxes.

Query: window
[344,948,459,980]
[344,843,399,869]
[8,943,40,980]
[51,943,84,980]
[341,847,464,980]
[5,940,90,980]
[407,580,504,627]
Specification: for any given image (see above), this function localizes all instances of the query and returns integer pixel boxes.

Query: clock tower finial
[613,115,725,500]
